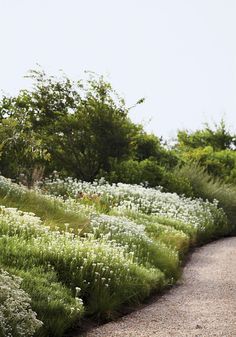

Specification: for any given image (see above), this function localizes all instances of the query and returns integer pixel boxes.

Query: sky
[0,0,235,140]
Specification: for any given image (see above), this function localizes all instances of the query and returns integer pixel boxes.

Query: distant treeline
[0,68,236,192]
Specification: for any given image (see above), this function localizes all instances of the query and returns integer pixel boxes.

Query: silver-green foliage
[0,269,42,337]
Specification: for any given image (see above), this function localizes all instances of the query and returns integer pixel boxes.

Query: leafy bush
[0,269,42,337]
[10,268,83,337]
[175,121,236,184]
[0,70,142,183]
[100,159,193,195]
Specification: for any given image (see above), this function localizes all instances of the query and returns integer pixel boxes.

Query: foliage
[1,69,236,336]
[132,131,178,168]
[0,269,42,337]
[0,68,184,191]
[0,94,50,185]
[0,175,88,231]
[177,120,236,151]
[0,176,232,336]
[175,163,236,230]
[0,69,141,183]
[9,268,83,337]
[175,121,236,184]
[100,158,193,195]
[41,177,230,242]
[0,204,164,320]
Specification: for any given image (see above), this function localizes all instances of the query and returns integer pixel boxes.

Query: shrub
[0,206,164,319]
[100,159,193,195]
[0,175,232,335]
[9,268,83,337]
[175,163,236,232]
[0,269,42,337]
[90,214,180,279]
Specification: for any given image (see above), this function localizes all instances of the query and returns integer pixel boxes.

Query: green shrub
[0,174,232,335]
[102,159,193,195]
[90,214,180,279]
[176,163,236,233]
[0,269,42,337]
[0,206,165,320]
[7,268,83,337]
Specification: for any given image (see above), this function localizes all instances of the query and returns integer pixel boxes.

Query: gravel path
[85,237,236,337]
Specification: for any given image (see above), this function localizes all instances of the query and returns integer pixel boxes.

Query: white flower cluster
[0,269,42,337]
[0,176,27,197]
[0,206,49,238]
[91,214,149,242]
[42,178,225,230]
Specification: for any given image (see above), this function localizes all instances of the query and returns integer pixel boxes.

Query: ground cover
[0,175,233,337]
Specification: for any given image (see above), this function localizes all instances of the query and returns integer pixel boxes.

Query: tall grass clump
[176,163,236,233]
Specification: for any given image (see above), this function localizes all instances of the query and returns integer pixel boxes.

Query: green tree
[0,69,141,182]
[0,105,49,185]
[177,120,236,151]
[175,121,236,183]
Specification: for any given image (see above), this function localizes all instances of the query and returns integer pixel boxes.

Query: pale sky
[0,0,235,140]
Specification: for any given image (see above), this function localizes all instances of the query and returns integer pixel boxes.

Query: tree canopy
[0,69,170,185]
[175,121,236,183]
[2,68,235,191]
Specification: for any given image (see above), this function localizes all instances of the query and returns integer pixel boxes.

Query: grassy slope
[0,176,88,231]
[0,175,234,337]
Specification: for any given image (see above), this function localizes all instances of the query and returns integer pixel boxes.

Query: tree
[0,102,50,185]
[0,69,141,182]
[175,121,236,183]
[177,120,236,151]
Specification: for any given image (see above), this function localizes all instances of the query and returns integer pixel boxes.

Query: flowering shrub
[0,176,89,232]
[0,206,48,238]
[0,205,164,319]
[0,175,232,336]
[13,267,83,337]
[90,214,179,277]
[42,177,229,238]
[0,269,42,337]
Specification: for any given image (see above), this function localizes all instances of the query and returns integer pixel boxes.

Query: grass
[0,176,88,231]
[119,210,194,253]
[0,175,233,337]
[175,163,236,234]
[5,267,83,337]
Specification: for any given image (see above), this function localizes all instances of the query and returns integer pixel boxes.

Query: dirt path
[85,237,236,337]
